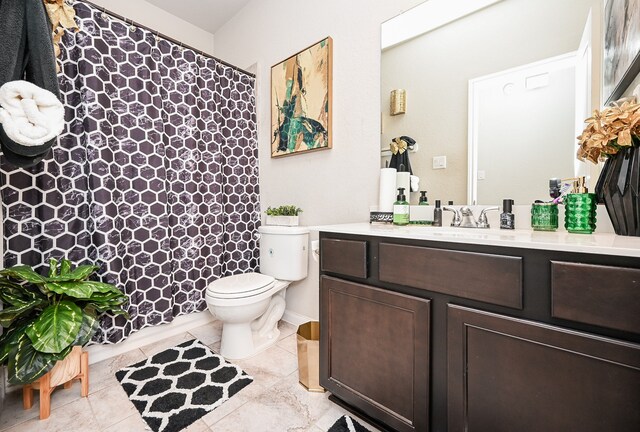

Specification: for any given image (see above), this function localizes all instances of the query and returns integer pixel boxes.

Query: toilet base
[219,323,283,360]
[218,288,288,360]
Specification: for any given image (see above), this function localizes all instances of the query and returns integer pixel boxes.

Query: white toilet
[205,225,309,359]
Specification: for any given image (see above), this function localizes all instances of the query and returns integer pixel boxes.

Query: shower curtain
[0,2,260,344]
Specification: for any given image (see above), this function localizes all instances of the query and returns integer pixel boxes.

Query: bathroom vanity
[318,224,640,432]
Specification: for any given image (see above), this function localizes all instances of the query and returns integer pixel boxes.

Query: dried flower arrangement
[44,0,79,70]
[577,97,640,164]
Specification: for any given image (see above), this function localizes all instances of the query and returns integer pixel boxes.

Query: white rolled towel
[410,175,420,192]
[0,80,64,147]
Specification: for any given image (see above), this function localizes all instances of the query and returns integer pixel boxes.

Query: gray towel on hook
[0,0,62,168]
[0,0,27,86]
[25,0,61,100]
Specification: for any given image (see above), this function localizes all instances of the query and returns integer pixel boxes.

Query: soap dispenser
[564,177,596,234]
[419,191,429,205]
[500,199,515,229]
[433,200,442,227]
[393,187,410,226]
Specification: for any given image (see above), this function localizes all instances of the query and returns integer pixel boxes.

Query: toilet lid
[206,272,275,298]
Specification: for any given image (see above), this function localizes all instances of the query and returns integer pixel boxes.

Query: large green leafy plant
[0,259,128,384]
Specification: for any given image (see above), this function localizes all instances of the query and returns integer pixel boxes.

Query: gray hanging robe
[0,0,62,168]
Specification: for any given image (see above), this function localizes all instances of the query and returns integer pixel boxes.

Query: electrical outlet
[433,156,447,169]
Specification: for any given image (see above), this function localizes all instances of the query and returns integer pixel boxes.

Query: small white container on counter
[266,215,299,226]
[410,205,434,224]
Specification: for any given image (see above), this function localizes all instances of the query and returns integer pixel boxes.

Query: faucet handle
[443,206,462,227]
[459,206,473,216]
[477,206,500,228]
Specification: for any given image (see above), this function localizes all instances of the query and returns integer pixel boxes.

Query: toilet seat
[206,272,276,299]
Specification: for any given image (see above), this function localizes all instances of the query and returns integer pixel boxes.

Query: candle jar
[531,202,559,231]
[564,193,597,234]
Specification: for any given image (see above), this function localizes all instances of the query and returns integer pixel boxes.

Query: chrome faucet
[476,206,499,228]
[443,206,499,228]
[443,206,462,227]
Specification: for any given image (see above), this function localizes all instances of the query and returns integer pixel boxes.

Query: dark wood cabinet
[320,276,430,432]
[448,304,640,432]
[551,261,640,334]
[320,238,369,279]
[319,231,640,432]
[379,243,522,309]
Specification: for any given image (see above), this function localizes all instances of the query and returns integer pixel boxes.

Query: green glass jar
[564,193,597,234]
[531,202,558,231]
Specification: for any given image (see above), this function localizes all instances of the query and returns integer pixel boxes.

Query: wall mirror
[380,0,602,205]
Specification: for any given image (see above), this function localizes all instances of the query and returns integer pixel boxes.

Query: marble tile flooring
[0,320,380,432]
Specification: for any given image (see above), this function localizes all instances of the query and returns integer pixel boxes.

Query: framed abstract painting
[271,37,333,157]
[603,0,640,105]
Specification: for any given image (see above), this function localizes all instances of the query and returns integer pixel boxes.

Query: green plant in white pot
[265,205,303,226]
[0,258,128,385]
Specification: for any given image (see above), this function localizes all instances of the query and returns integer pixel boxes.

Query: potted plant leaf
[265,205,303,226]
[0,258,128,386]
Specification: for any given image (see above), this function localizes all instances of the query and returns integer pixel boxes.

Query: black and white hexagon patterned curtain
[0,1,260,344]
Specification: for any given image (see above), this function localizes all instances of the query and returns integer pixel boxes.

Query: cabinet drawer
[379,243,522,309]
[320,238,368,279]
[551,261,640,334]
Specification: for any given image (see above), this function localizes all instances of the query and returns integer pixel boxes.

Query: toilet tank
[258,225,309,281]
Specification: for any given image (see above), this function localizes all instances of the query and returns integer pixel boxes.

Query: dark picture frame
[603,0,640,105]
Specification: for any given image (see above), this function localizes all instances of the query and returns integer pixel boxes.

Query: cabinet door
[448,304,640,432]
[320,276,430,432]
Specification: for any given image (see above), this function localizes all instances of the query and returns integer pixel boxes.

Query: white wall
[87,0,215,54]
[213,0,423,320]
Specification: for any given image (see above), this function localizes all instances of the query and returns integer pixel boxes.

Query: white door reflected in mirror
[469,53,579,205]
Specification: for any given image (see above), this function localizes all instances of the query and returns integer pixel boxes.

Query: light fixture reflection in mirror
[381,0,602,205]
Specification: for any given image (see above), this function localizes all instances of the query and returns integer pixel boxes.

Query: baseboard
[7,308,308,372]
[85,311,215,365]
[282,309,316,327]
[88,309,312,364]
[3,309,309,394]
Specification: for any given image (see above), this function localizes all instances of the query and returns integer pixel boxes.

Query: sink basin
[370,225,527,242]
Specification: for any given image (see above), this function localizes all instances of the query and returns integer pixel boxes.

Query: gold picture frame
[271,37,333,157]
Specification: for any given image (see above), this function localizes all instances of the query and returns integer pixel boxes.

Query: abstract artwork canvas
[603,0,640,104]
[271,37,332,157]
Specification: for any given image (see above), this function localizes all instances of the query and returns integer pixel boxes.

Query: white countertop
[312,223,640,258]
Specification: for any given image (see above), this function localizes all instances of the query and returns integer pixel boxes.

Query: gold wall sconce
[390,89,406,116]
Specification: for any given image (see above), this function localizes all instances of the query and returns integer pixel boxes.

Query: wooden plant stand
[22,346,89,420]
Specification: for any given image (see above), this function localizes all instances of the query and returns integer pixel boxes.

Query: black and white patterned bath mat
[115,339,252,432]
[328,415,373,432]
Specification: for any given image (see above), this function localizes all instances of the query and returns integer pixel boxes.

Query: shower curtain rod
[79,0,255,78]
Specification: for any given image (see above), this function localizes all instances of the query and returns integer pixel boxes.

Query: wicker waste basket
[296,321,324,392]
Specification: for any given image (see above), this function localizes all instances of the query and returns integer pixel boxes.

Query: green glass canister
[564,193,597,234]
[531,202,558,231]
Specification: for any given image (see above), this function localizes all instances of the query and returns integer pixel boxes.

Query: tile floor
[0,320,380,432]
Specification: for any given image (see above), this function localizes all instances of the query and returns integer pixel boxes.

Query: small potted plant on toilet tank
[265,205,303,226]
